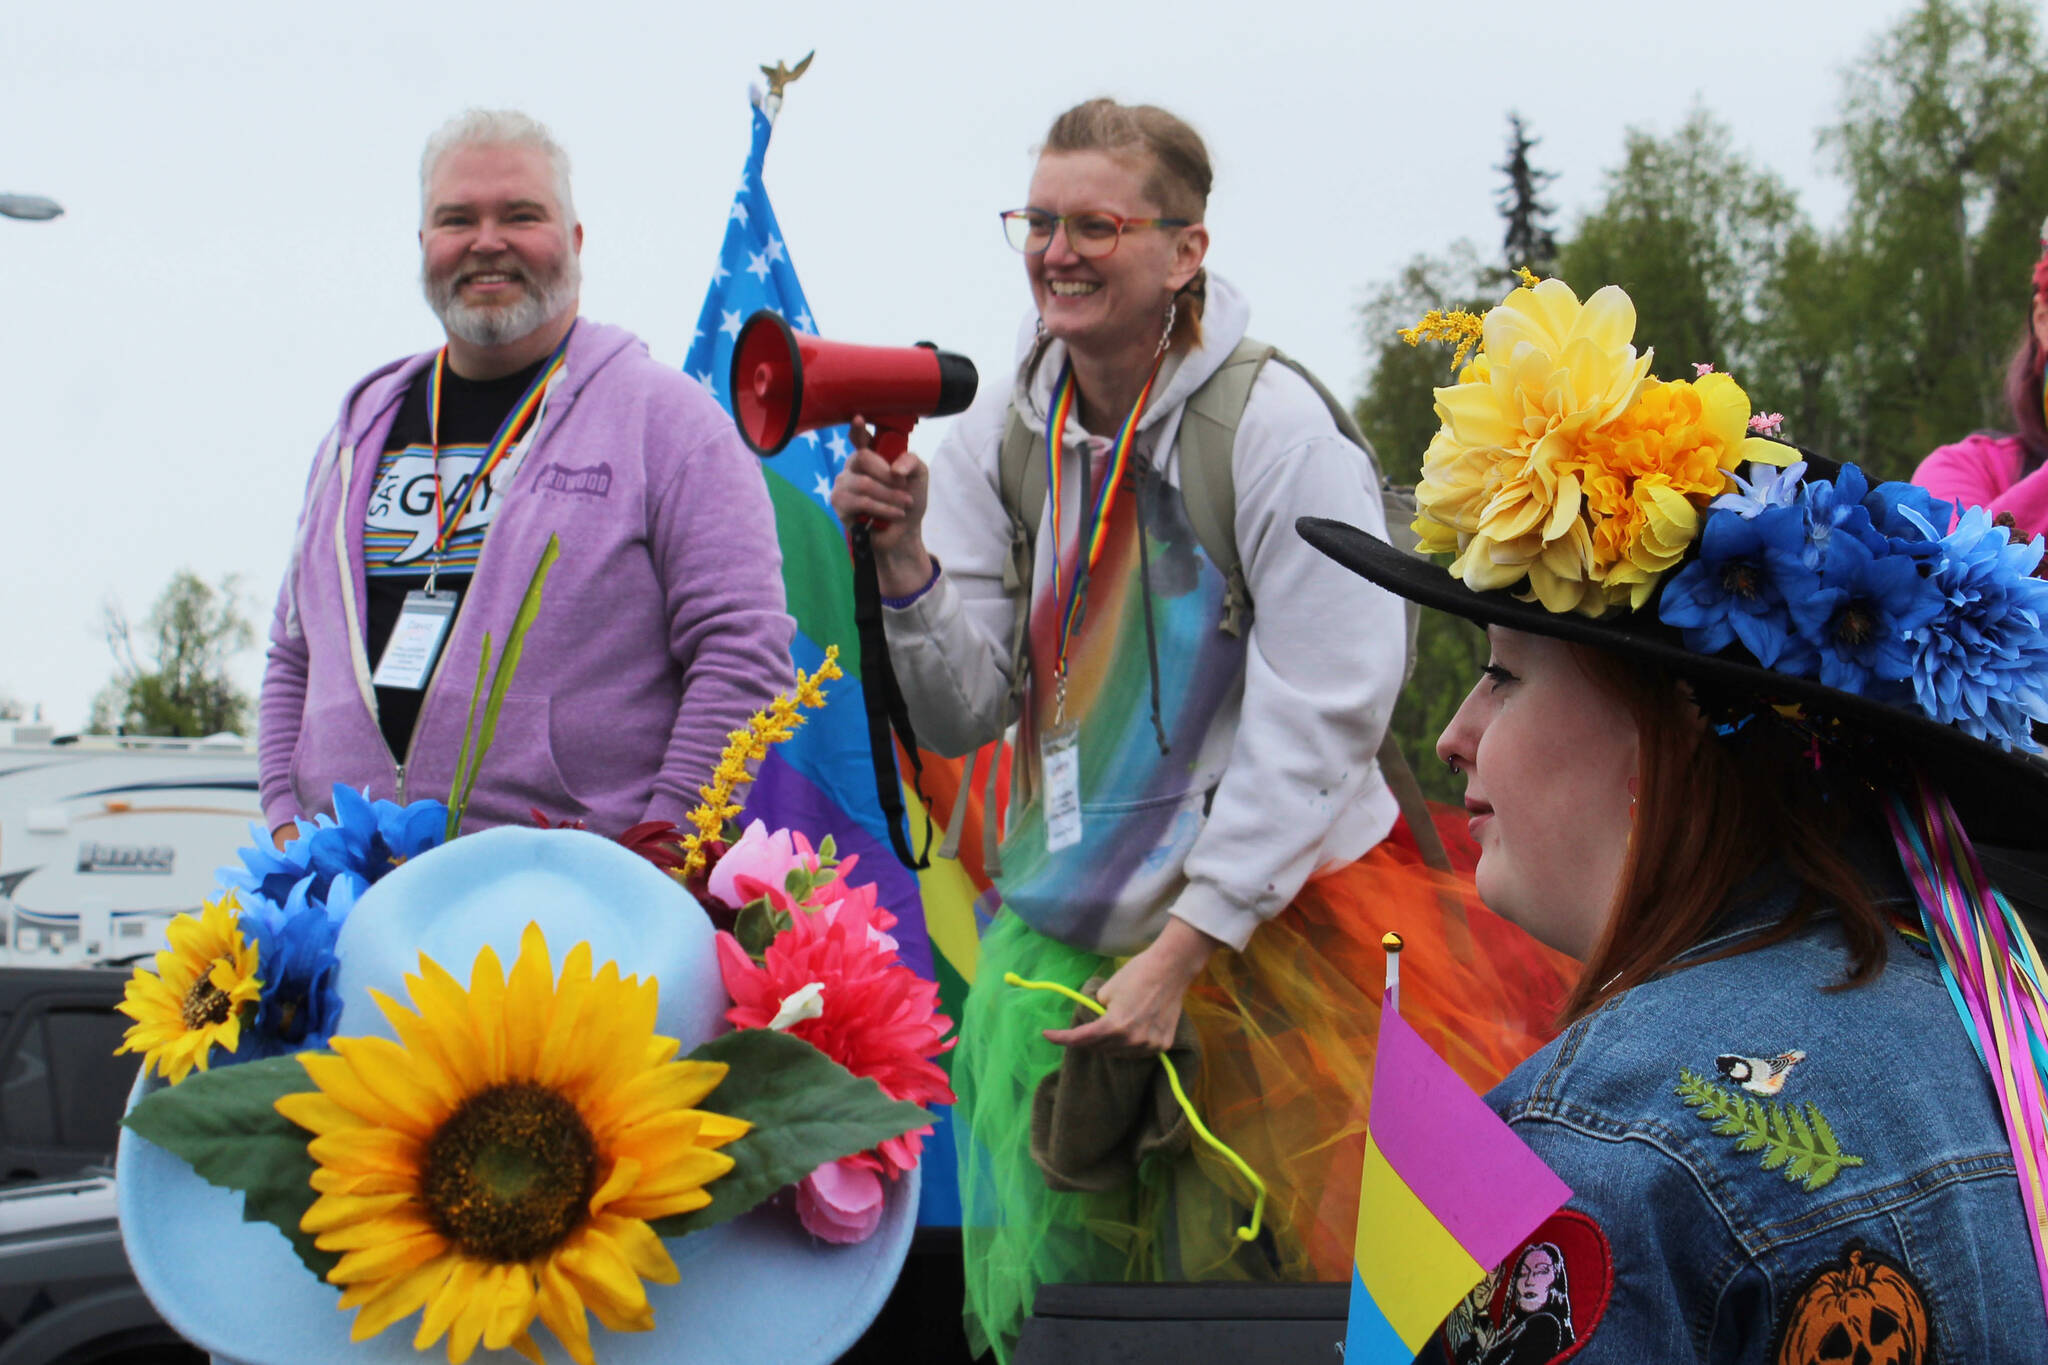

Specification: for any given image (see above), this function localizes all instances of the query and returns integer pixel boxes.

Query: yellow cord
[1003,971,1269,1243]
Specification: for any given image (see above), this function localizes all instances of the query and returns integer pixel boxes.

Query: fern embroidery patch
[1675,1068,1866,1193]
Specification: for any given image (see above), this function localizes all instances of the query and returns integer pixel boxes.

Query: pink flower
[707,819,810,911]
[1748,411,1785,436]
[1692,362,1716,377]
[795,1157,886,1244]
[717,896,955,1179]
[713,820,901,952]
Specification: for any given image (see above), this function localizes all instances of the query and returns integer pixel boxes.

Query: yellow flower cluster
[679,646,844,877]
[1398,308,1487,373]
[1410,279,1791,616]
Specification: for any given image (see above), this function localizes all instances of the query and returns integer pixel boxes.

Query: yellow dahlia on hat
[1412,277,1790,616]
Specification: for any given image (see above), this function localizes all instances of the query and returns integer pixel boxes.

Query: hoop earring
[1155,299,1177,357]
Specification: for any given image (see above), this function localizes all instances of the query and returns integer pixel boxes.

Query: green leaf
[1674,1070,1867,1194]
[446,631,495,840]
[459,534,561,818]
[733,902,792,960]
[121,1055,334,1278]
[650,1029,931,1240]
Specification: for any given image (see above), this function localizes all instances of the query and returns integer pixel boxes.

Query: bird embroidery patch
[1773,1243,1932,1365]
[1676,1064,1865,1192]
[1717,1049,1806,1095]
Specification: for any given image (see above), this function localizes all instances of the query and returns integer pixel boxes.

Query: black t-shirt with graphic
[365,354,547,760]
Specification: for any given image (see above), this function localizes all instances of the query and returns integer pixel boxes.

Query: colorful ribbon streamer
[1887,780,2048,1313]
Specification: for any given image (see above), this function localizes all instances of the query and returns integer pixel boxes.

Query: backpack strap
[1174,339,1450,873]
[1176,339,1270,637]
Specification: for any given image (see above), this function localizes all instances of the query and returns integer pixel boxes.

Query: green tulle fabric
[954,914,1163,1362]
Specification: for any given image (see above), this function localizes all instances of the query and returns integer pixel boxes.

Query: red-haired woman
[1305,274,2048,1357]
[1913,222,2048,535]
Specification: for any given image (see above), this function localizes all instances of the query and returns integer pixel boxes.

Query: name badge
[1041,724,1083,852]
[372,590,458,691]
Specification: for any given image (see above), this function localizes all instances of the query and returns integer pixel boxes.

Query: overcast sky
[3,0,1923,730]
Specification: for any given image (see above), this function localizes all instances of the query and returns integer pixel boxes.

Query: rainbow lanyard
[423,326,573,586]
[1888,782,2048,1314]
[1042,351,1166,698]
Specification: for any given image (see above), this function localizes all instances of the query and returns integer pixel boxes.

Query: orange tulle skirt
[954,809,1575,1361]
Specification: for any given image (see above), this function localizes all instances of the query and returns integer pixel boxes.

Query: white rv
[0,725,261,967]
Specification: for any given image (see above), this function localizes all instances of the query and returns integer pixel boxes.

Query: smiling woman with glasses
[830,97,1569,1363]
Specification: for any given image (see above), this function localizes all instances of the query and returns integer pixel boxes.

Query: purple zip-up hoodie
[258,319,795,836]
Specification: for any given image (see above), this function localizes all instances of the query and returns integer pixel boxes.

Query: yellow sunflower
[116,892,262,1084]
[275,923,748,1365]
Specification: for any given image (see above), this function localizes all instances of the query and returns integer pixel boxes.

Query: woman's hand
[1043,917,1223,1055]
[829,417,934,597]
[270,821,298,851]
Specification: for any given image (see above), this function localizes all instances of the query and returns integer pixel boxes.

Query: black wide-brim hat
[1299,476,2048,854]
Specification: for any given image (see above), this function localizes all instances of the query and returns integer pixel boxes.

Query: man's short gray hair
[419,109,577,227]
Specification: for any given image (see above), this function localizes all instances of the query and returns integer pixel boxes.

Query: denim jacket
[1434,862,2046,1364]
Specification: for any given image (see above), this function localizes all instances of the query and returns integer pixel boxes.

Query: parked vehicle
[0,725,259,968]
[0,1169,199,1365]
[0,964,198,1364]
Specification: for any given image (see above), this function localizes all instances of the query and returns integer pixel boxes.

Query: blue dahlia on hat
[118,823,928,1365]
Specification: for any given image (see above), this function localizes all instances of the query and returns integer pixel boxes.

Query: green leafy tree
[1818,0,2048,479]
[1353,243,1502,801]
[92,570,256,737]
[1557,106,1804,389]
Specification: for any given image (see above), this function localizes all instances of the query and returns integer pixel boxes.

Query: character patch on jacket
[1675,1066,1866,1192]
[1438,1209,1611,1365]
[1773,1243,1932,1365]
[1716,1048,1806,1095]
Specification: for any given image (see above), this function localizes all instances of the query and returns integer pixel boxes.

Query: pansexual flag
[1347,992,1572,1361]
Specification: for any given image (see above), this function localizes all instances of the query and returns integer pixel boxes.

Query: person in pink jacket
[1913,221,2048,533]
[259,109,793,844]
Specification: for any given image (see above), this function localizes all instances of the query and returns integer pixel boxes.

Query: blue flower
[234,876,352,1059]
[220,820,323,910]
[299,786,448,900]
[1711,460,1807,519]
[1659,504,1815,672]
[1786,528,1944,699]
[1862,478,1953,568]
[1908,507,2048,750]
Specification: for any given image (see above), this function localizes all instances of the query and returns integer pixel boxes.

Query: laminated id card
[371,590,458,691]
[1041,725,1083,852]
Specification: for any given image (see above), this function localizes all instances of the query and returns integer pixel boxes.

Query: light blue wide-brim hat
[117,826,918,1365]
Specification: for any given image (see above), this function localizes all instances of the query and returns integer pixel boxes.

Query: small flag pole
[1383,931,1404,1015]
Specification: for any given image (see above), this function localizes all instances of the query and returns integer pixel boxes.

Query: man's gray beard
[422,254,581,348]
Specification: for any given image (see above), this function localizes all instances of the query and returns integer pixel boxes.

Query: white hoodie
[883,274,1406,954]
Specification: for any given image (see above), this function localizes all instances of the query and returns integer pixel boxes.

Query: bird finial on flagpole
[757,51,815,122]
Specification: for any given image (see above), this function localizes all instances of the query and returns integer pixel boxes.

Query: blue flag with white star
[683,92,961,1225]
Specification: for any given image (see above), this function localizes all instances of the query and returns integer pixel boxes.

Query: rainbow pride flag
[1348,991,1571,1361]
[683,86,996,1227]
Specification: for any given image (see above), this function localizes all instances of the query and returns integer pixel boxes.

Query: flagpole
[1383,932,1403,1014]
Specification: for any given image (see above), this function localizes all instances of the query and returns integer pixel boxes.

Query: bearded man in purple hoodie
[259,109,794,845]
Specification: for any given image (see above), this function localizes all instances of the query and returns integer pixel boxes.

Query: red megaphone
[730,310,978,459]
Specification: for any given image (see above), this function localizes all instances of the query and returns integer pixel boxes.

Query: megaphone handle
[864,415,916,461]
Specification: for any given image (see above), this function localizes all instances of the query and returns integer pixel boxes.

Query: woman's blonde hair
[1042,99,1211,350]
